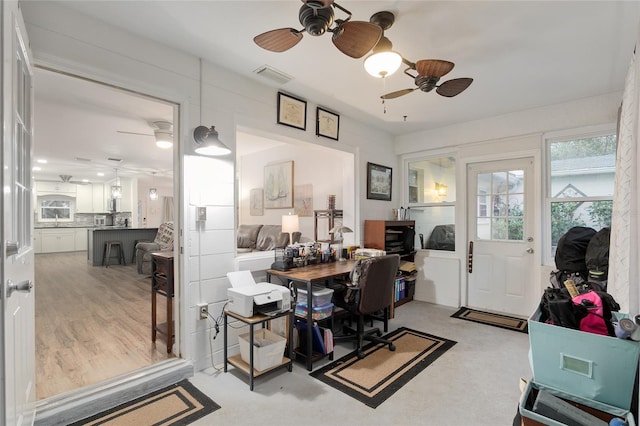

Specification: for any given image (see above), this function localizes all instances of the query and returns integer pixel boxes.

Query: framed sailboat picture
[264,161,294,209]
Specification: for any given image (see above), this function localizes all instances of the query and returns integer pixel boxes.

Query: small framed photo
[367,162,392,201]
[316,107,339,140]
[277,92,307,131]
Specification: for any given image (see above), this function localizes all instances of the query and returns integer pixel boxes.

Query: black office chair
[332,254,400,359]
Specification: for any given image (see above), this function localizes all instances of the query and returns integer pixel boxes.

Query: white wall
[397,99,620,311]
[238,142,353,243]
[22,1,394,372]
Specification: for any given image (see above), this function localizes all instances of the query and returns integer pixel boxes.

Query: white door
[2,1,36,424]
[467,158,537,317]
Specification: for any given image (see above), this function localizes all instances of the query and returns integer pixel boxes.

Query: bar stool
[102,240,126,267]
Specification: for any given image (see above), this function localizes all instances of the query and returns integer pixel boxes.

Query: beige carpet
[70,380,220,426]
[311,327,456,408]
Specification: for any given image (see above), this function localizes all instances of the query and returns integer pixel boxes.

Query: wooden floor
[35,251,170,400]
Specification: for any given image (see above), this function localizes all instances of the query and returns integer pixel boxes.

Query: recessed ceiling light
[97,172,105,176]
[32,166,42,171]
[82,179,89,183]
[36,159,47,164]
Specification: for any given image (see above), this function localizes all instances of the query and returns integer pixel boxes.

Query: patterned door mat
[70,380,220,425]
[451,307,528,333]
[311,327,456,408]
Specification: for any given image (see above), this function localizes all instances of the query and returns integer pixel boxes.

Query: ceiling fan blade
[332,21,382,58]
[436,78,474,97]
[415,59,455,78]
[380,88,417,100]
[117,130,153,137]
[254,28,303,53]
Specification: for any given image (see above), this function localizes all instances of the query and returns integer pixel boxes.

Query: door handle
[5,240,19,257]
[526,248,534,254]
[7,279,33,298]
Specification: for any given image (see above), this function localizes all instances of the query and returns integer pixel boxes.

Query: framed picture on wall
[366,162,392,201]
[250,188,264,216]
[277,92,306,131]
[264,160,294,209]
[316,107,339,140]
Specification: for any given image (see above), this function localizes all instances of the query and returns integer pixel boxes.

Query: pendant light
[111,168,122,199]
[193,58,231,156]
[149,172,158,200]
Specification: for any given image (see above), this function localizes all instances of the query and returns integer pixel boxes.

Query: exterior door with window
[2,1,36,424]
[467,158,537,316]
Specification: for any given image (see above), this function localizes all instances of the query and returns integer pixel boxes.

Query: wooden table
[151,251,174,353]
[267,260,355,371]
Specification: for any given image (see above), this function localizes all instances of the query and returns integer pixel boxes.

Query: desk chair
[332,254,400,359]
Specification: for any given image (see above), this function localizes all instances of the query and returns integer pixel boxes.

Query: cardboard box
[528,307,640,409]
[519,381,635,426]
[238,329,286,372]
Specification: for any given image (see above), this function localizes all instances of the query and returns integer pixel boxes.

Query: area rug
[451,306,528,333]
[70,380,220,426]
[310,327,456,408]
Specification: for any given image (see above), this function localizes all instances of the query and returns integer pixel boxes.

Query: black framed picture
[316,107,339,140]
[367,162,392,201]
[277,92,307,131]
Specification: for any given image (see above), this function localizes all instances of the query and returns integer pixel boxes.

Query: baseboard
[34,358,194,426]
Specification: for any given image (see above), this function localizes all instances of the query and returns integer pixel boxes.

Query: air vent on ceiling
[75,157,91,162]
[253,65,292,85]
[107,157,122,162]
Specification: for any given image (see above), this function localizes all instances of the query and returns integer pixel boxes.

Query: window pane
[550,135,616,198]
[491,218,508,239]
[407,156,456,204]
[550,200,612,248]
[410,205,455,251]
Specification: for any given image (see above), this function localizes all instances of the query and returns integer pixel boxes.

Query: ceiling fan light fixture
[364,50,402,78]
[193,125,231,156]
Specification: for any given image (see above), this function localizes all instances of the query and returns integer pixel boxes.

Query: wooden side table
[151,251,174,353]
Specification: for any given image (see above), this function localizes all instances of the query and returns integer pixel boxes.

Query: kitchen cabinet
[40,229,76,253]
[75,228,88,251]
[35,181,76,196]
[33,229,42,253]
[76,184,93,212]
[92,184,105,212]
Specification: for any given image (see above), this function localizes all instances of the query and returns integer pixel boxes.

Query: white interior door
[467,157,537,317]
[2,1,36,424]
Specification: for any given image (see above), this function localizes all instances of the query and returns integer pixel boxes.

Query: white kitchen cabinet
[75,228,88,251]
[36,181,76,196]
[92,184,105,212]
[33,229,42,253]
[76,184,93,212]
[40,229,76,253]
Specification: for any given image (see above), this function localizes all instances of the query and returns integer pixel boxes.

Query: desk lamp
[329,224,353,261]
[282,213,299,246]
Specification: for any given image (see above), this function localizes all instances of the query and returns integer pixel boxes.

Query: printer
[226,271,291,317]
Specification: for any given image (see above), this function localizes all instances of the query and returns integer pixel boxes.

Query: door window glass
[476,169,524,241]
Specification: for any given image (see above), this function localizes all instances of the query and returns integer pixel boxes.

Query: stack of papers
[399,261,416,273]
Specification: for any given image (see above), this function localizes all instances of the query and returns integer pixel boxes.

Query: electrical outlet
[198,303,208,320]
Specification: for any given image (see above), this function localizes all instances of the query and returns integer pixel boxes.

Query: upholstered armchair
[135,222,174,275]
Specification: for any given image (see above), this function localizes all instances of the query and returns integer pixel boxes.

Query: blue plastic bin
[528,307,640,410]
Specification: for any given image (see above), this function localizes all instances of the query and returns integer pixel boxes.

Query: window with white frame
[406,155,456,251]
[545,131,616,263]
[38,195,75,222]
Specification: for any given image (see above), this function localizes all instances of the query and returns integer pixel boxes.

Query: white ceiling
[30,1,640,182]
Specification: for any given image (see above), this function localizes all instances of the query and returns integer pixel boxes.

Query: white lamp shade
[364,51,403,78]
[281,214,299,233]
[149,188,158,200]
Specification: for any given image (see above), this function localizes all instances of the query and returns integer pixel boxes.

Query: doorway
[32,68,178,399]
[466,157,538,317]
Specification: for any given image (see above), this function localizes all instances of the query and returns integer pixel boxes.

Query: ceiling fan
[58,174,90,185]
[366,11,473,100]
[117,121,173,148]
[253,0,382,59]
